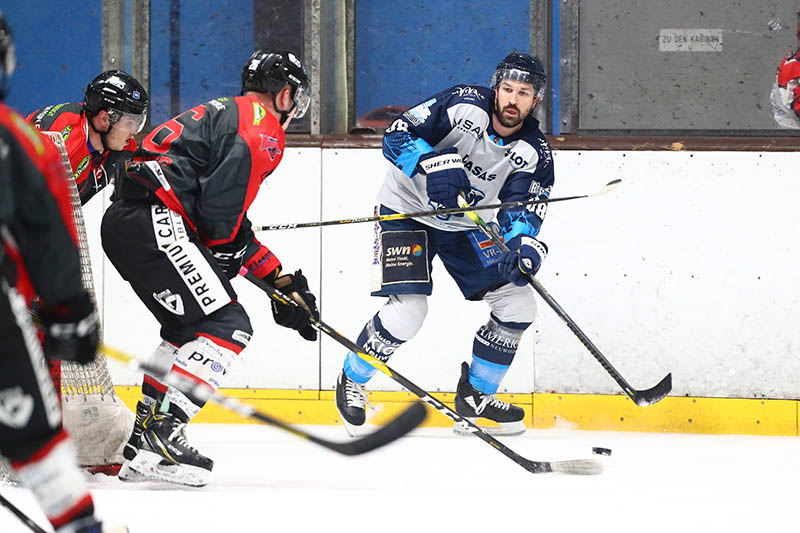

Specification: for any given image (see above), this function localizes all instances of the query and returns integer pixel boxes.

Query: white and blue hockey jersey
[378,84,554,242]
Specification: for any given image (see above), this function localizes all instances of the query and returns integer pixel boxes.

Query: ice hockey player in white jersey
[335,52,553,436]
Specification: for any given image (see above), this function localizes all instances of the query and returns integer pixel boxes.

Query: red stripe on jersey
[196,332,245,354]
[143,374,168,393]
[171,364,215,390]
[10,429,70,468]
[49,494,94,530]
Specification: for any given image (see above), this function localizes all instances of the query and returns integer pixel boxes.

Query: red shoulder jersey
[135,94,285,278]
[0,102,83,305]
[27,102,137,205]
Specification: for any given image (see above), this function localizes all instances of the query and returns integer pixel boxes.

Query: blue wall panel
[355,0,531,125]
[4,4,102,115]
[150,0,254,124]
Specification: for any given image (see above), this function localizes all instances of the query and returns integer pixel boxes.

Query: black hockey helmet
[241,50,310,119]
[83,70,148,133]
[0,13,15,101]
[491,52,547,100]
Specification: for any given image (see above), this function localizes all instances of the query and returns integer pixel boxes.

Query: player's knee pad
[483,283,536,326]
[165,336,239,420]
[377,293,428,341]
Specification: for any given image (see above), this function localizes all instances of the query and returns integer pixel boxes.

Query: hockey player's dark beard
[493,99,527,129]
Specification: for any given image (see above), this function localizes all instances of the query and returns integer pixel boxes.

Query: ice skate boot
[118,401,152,482]
[335,370,368,436]
[453,362,526,436]
[127,411,213,487]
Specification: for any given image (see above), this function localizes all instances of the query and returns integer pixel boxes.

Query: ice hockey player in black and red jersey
[102,50,317,487]
[0,14,124,533]
[770,48,800,128]
[335,52,553,437]
[27,70,148,205]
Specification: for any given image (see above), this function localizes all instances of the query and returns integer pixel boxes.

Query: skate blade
[128,450,211,487]
[453,418,526,436]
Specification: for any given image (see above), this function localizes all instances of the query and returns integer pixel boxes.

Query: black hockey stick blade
[632,372,672,407]
[0,493,47,533]
[252,179,621,232]
[242,271,602,476]
[101,344,426,456]
[458,195,672,407]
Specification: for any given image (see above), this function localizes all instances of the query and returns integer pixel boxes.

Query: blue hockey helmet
[491,52,547,99]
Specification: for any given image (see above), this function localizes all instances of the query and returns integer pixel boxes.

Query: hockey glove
[497,235,548,286]
[210,241,248,279]
[270,269,320,341]
[38,291,100,364]
[418,148,471,208]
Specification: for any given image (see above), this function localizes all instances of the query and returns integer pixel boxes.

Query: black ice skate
[56,517,129,533]
[453,362,526,436]
[335,370,369,436]
[117,401,152,482]
[125,411,213,487]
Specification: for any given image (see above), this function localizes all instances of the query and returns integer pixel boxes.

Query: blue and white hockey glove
[498,235,548,286]
[417,148,471,208]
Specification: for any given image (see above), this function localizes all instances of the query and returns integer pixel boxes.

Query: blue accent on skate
[343,315,405,384]
[468,356,509,395]
[344,350,377,384]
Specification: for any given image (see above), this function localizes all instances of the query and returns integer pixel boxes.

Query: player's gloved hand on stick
[210,239,248,279]
[418,147,471,208]
[270,269,319,341]
[38,291,100,364]
[498,235,548,286]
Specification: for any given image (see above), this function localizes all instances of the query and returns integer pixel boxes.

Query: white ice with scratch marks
[1,424,798,532]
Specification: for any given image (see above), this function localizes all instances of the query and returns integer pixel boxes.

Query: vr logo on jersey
[466,228,503,268]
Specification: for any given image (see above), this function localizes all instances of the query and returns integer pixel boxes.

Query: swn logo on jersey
[61,124,73,142]
[260,134,281,161]
[451,87,485,101]
[385,244,422,257]
[153,289,185,316]
[452,117,484,138]
[253,102,267,125]
[462,153,496,181]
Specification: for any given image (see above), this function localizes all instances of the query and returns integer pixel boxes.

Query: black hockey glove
[270,269,319,341]
[417,148,471,208]
[38,291,100,364]
[498,235,548,286]
[209,240,248,279]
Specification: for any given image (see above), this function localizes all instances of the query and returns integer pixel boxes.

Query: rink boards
[79,148,800,435]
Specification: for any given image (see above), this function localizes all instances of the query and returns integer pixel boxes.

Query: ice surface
[1,424,797,532]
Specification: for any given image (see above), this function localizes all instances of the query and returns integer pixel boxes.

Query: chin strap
[86,113,110,151]
[270,93,296,127]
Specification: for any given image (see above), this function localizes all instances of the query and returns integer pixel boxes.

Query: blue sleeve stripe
[382,133,434,177]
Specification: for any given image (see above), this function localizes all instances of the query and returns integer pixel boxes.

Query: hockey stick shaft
[457,195,671,406]
[0,493,47,533]
[100,344,425,456]
[242,269,602,475]
[252,179,621,232]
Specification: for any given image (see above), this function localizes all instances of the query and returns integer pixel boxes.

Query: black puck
[592,447,612,456]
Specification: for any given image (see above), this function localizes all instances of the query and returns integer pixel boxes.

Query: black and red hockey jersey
[27,102,136,205]
[132,94,285,279]
[0,101,83,306]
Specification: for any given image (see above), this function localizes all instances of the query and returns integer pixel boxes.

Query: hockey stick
[0,493,47,533]
[242,269,602,475]
[100,344,426,456]
[457,195,672,406]
[252,179,621,232]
